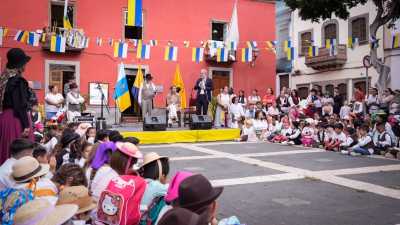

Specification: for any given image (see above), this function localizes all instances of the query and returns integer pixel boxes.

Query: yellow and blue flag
[14,30,28,43]
[164,46,178,61]
[241,48,252,62]
[287,47,295,61]
[308,46,317,57]
[192,47,204,63]
[172,64,187,109]
[246,41,257,49]
[149,40,158,46]
[114,42,128,58]
[392,33,399,49]
[63,0,73,29]
[326,38,336,49]
[284,40,291,52]
[348,37,359,49]
[132,64,144,105]
[136,40,151,59]
[114,64,132,112]
[50,35,66,53]
[127,0,142,27]
[229,41,237,51]
[27,32,40,47]
[216,48,228,62]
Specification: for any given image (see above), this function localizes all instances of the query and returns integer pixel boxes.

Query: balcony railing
[305,44,347,70]
[41,28,88,53]
[204,40,236,64]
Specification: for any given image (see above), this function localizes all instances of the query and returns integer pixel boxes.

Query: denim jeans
[353,146,371,155]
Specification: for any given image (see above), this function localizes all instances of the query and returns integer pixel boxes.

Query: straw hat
[57,186,97,214]
[14,199,78,225]
[115,142,143,159]
[11,156,50,183]
[141,152,168,168]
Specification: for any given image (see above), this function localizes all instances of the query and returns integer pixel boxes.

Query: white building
[288,0,384,100]
[383,19,400,90]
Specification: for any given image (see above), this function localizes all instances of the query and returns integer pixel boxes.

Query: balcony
[305,44,347,70]
[41,29,88,53]
[204,41,236,65]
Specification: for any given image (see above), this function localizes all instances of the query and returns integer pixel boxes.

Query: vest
[142,83,155,101]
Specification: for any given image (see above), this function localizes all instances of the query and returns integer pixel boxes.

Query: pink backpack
[97,175,146,225]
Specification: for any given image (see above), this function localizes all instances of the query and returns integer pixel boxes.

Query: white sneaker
[288,141,294,145]
[341,150,349,155]
[281,141,288,145]
[350,152,362,156]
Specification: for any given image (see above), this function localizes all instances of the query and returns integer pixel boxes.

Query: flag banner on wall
[287,47,294,61]
[96,37,103,46]
[229,41,237,51]
[14,30,28,43]
[41,33,46,43]
[27,32,40,47]
[2,28,8,37]
[347,37,359,49]
[172,64,187,109]
[164,46,178,61]
[149,40,158,46]
[113,42,128,58]
[50,35,66,53]
[183,41,190,48]
[246,41,257,49]
[392,33,399,49]
[325,38,336,49]
[191,47,204,63]
[108,38,114,46]
[132,65,144,105]
[284,40,291,52]
[241,48,252,62]
[137,40,151,59]
[266,40,277,49]
[127,0,143,27]
[329,45,337,56]
[114,63,132,111]
[308,46,317,57]
[216,48,228,62]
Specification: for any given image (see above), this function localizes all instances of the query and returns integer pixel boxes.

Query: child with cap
[55,131,84,169]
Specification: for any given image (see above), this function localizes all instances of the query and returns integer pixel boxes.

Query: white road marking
[177,143,400,200]
[211,173,304,187]
[316,164,400,176]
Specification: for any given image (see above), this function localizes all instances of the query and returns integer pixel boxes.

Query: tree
[284,0,400,93]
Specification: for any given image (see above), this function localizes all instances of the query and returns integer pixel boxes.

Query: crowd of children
[0,123,240,225]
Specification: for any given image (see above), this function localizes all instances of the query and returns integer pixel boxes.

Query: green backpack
[140,196,167,225]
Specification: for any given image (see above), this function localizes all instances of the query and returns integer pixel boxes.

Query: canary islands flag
[136,40,151,59]
[14,30,28,43]
[284,40,291,52]
[63,0,73,29]
[114,42,128,58]
[217,48,228,62]
[241,48,252,62]
[287,47,295,61]
[164,46,178,61]
[392,33,399,49]
[173,64,187,109]
[114,64,132,112]
[27,32,40,47]
[308,46,317,57]
[132,65,144,105]
[192,47,204,63]
[127,0,142,27]
[326,39,336,49]
[50,35,66,53]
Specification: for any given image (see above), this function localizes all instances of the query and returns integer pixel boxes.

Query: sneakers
[281,141,288,145]
[341,150,349,155]
[350,152,362,156]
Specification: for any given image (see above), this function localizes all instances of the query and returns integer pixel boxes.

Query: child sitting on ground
[238,119,258,142]
[284,121,301,145]
[373,122,393,155]
[301,122,314,147]
[325,123,347,151]
[272,120,292,143]
[349,124,373,156]
[340,127,358,154]
[261,116,276,141]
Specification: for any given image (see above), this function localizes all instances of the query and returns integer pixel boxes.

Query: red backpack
[97,175,146,225]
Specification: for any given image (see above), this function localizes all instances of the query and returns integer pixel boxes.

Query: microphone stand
[96,83,109,129]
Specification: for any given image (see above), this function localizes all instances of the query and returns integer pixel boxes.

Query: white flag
[225,1,239,49]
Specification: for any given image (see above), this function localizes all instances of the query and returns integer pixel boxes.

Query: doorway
[209,67,233,96]
[122,65,149,117]
[45,60,80,96]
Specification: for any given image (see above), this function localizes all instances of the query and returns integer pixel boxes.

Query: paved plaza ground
[140,142,400,225]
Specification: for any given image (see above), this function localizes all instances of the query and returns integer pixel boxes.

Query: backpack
[97,175,146,225]
[139,196,167,225]
[0,188,34,225]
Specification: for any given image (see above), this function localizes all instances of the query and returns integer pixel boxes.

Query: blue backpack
[0,188,34,225]
[140,196,167,225]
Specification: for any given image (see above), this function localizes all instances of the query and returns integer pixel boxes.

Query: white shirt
[252,119,269,131]
[339,106,351,120]
[352,135,372,152]
[66,92,84,109]
[42,137,58,154]
[334,132,347,143]
[248,95,261,104]
[219,93,230,107]
[229,103,245,119]
[267,106,280,116]
[90,165,119,201]
[242,126,258,142]
[45,93,64,113]
[0,158,16,190]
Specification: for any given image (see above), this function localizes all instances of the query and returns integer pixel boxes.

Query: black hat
[145,74,153,80]
[158,208,208,225]
[178,174,223,211]
[6,48,31,69]
[61,132,80,148]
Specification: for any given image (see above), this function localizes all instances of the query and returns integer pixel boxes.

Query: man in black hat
[139,73,157,119]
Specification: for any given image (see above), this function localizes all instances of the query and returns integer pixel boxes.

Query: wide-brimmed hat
[14,199,78,225]
[11,156,50,183]
[57,186,97,214]
[61,132,80,147]
[178,174,223,210]
[165,171,193,203]
[158,207,208,225]
[141,152,168,168]
[6,48,31,69]
[116,142,143,159]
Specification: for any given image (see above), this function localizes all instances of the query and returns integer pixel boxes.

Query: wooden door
[49,70,63,93]
[280,75,289,91]
[211,70,230,97]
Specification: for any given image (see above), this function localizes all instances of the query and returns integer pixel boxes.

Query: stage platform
[120,128,240,144]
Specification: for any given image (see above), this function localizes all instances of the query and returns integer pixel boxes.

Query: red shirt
[354,90,365,102]
[262,94,276,105]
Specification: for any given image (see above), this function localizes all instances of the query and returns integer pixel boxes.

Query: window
[299,31,312,56]
[322,21,338,46]
[297,86,309,99]
[325,84,334,96]
[338,83,347,99]
[350,16,368,43]
[50,1,74,29]
[123,10,143,39]
[211,21,227,41]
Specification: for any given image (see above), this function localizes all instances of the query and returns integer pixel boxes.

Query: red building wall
[0,0,275,107]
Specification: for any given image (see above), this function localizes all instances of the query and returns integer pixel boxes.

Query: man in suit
[194,69,213,115]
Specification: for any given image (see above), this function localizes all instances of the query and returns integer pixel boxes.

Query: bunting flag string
[392,33,399,49]
[14,30,28,43]
[246,41,257,49]
[164,46,178,61]
[27,32,40,47]
[241,48,252,62]
[347,37,359,49]
[191,47,204,63]
[50,35,66,53]
[113,41,128,58]
[216,48,228,62]
[325,38,336,49]
[308,46,317,57]
[283,40,291,52]
[136,40,151,59]
[287,47,295,61]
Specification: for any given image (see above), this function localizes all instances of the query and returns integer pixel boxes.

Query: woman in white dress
[166,86,181,127]
[66,83,84,122]
[215,86,231,128]
[229,96,245,128]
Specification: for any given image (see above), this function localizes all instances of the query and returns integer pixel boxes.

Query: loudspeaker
[143,116,167,131]
[190,115,212,130]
